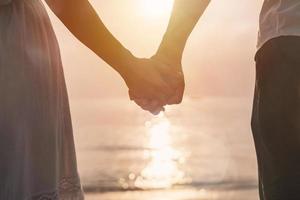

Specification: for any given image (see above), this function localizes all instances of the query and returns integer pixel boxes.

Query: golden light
[134,113,186,189]
[138,0,174,19]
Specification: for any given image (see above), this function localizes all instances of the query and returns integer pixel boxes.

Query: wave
[82,179,258,194]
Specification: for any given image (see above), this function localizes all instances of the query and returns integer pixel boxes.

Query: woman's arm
[45,0,133,76]
[45,0,175,111]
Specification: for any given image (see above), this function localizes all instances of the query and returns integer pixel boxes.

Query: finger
[129,90,139,101]
[155,62,174,76]
[167,86,184,105]
[132,97,154,110]
[147,100,165,115]
[136,99,165,115]
[166,72,185,105]
[142,85,169,105]
[155,66,184,96]
[145,60,175,92]
[152,80,174,102]
[129,89,153,104]
[148,71,184,105]
[129,78,169,104]
[167,94,183,105]
[130,85,168,109]
[140,100,161,112]
[150,106,165,115]
[149,100,166,115]
[168,71,185,90]
[165,80,185,105]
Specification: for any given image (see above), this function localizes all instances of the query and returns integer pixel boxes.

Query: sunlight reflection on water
[136,113,185,189]
[120,113,187,190]
[76,98,258,199]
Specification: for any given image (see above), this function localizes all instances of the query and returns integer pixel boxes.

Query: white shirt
[258,0,300,49]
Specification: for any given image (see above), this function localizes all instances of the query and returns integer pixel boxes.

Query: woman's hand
[120,57,176,114]
[124,56,184,115]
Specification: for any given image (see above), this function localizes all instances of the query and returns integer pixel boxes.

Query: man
[133,0,300,199]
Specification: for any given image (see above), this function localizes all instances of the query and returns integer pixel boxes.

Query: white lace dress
[0,0,84,199]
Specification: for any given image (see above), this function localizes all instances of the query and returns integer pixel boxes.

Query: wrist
[156,44,183,63]
[115,49,136,76]
[116,50,139,86]
[154,47,183,71]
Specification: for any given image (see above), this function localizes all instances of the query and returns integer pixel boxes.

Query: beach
[85,188,258,200]
[71,97,259,199]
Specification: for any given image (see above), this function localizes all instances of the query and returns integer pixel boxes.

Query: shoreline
[85,187,258,200]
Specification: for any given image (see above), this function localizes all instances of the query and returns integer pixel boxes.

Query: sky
[45,0,264,101]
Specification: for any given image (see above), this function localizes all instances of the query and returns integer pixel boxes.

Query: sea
[70,97,259,200]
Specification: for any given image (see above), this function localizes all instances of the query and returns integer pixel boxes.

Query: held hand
[129,95,165,115]
[120,58,175,114]
[128,55,185,114]
[152,53,185,105]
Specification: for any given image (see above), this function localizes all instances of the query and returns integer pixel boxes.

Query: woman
[0,0,181,199]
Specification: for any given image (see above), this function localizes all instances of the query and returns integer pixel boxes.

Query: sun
[139,0,174,19]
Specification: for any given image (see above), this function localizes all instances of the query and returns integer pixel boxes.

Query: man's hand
[126,56,185,115]
[127,0,210,115]
[152,54,185,105]
[120,57,176,114]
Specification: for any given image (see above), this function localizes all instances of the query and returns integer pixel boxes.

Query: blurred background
[46,0,263,199]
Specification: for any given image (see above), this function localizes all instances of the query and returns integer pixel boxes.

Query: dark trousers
[252,36,300,200]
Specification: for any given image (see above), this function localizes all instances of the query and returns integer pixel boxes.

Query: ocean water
[71,97,259,199]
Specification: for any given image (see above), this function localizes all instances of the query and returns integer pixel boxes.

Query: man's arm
[132,0,211,109]
[149,0,210,105]
[156,0,211,65]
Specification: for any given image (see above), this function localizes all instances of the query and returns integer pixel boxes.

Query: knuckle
[174,97,183,104]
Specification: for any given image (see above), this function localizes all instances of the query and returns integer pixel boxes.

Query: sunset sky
[45,0,263,101]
